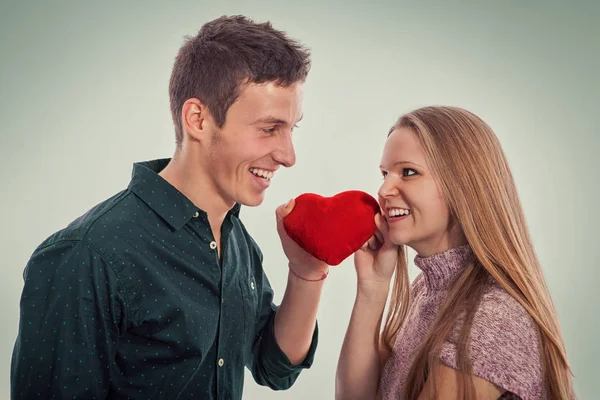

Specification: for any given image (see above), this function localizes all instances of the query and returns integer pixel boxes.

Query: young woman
[335,106,574,399]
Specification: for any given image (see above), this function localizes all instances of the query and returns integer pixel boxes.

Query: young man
[11,15,328,399]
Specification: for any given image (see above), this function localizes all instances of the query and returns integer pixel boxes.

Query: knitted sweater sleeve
[439,284,545,400]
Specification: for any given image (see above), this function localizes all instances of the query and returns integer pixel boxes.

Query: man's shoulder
[36,189,133,253]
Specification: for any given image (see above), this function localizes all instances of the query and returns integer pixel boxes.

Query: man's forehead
[238,80,303,98]
[233,82,303,122]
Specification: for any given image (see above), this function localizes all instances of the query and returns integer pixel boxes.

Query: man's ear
[181,98,214,143]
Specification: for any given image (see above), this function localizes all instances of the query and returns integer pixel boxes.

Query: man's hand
[276,199,329,280]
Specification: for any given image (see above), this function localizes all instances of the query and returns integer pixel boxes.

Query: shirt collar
[127,158,241,230]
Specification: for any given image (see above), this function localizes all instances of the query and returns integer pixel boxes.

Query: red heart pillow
[283,190,380,265]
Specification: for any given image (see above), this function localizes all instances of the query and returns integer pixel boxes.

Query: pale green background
[1,1,598,399]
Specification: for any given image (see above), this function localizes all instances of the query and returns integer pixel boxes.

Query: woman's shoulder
[441,279,545,399]
[476,280,539,336]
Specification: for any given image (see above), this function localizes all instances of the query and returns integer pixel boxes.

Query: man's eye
[262,127,276,134]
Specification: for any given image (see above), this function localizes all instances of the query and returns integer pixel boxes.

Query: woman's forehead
[381,127,426,166]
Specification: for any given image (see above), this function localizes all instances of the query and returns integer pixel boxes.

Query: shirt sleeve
[439,285,545,400]
[11,239,126,399]
[244,241,319,390]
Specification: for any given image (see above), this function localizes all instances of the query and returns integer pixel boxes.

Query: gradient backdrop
[1,1,598,398]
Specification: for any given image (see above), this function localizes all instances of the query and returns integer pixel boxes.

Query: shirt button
[250,282,255,290]
[218,358,224,367]
[193,211,199,218]
[210,241,217,250]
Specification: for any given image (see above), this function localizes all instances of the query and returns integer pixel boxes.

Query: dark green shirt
[11,159,318,400]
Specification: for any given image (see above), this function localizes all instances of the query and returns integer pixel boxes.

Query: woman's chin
[388,233,410,247]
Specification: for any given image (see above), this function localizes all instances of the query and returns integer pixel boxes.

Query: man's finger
[275,198,295,221]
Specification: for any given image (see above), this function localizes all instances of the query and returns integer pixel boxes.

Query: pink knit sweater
[378,245,545,400]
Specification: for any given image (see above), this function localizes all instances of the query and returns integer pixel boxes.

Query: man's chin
[236,193,266,208]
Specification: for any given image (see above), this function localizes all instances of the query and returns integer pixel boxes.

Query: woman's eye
[403,168,417,177]
[381,170,388,178]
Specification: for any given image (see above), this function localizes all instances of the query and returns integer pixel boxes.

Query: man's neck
[158,151,232,233]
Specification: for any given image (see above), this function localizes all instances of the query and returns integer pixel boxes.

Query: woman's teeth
[250,168,273,181]
[388,208,411,217]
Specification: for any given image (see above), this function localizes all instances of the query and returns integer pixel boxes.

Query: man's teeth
[249,168,273,180]
[388,208,411,217]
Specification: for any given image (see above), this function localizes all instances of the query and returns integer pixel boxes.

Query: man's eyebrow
[252,114,303,125]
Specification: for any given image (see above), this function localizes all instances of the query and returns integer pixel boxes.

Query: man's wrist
[288,262,329,282]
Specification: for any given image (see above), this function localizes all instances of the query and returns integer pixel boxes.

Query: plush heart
[283,190,381,266]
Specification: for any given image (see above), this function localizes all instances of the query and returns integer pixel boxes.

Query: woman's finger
[374,227,384,244]
[369,234,383,251]
[367,235,377,250]
[375,213,388,233]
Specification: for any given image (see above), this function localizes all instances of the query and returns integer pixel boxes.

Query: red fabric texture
[283,190,380,266]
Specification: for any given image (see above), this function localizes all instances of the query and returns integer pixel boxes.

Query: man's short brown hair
[169,15,311,145]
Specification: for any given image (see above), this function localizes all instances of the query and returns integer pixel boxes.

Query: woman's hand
[354,213,400,291]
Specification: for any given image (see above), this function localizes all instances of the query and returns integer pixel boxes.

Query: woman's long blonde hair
[380,106,574,399]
